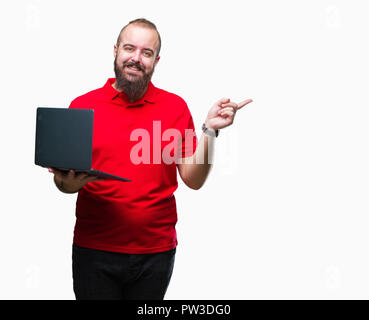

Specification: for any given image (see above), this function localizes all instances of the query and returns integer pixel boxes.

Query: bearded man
[49,18,252,300]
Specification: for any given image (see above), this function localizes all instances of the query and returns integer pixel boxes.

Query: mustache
[123,61,145,72]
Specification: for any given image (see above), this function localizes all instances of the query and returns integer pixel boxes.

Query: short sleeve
[68,98,79,109]
[175,103,198,159]
[182,112,197,158]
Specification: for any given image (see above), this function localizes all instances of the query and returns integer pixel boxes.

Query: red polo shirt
[69,78,197,254]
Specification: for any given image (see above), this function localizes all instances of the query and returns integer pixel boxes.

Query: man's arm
[177,131,215,190]
[177,97,253,190]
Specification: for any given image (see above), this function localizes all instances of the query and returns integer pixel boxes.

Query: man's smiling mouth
[124,62,144,73]
[127,65,141,72]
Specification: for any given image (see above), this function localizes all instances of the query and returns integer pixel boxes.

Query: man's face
[113,24,160,101]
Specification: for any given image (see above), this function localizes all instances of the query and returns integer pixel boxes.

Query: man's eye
[125,47,133,51]
[143,51,152,57]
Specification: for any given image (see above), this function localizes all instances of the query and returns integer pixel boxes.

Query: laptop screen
[35,107,94,170]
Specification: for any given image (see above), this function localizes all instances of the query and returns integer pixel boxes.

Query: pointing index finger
[236,99,253,110]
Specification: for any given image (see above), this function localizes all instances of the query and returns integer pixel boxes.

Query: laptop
[35,107,131,182]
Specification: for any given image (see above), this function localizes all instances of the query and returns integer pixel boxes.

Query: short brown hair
[116,18,161,58]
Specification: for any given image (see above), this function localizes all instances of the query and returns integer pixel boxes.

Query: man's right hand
[48,168,105,194]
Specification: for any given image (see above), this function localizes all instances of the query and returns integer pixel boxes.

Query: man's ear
[114,44,118,58]
[154,55,160,67]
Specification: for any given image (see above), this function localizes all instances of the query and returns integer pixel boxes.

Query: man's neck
[112,81,121,92]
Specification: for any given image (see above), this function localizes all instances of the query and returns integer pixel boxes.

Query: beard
[114,57,154,102]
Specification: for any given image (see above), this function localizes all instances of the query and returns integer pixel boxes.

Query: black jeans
[72,244,176,300]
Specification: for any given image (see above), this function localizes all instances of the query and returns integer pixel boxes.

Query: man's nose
[130,49,141,63]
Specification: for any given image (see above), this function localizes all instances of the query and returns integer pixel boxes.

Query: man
[49,18,252,300]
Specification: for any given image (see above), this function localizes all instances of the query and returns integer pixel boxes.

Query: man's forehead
[120,24,159,48]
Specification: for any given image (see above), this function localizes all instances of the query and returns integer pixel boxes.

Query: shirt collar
[103,78,156,107]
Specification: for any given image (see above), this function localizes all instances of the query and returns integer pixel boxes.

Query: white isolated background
[0,0,368,299]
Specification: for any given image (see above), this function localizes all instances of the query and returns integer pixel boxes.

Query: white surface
[0,0,368,299]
